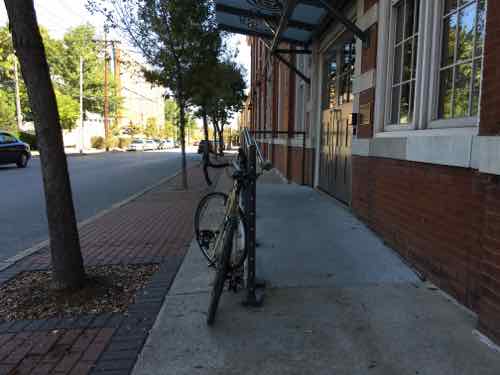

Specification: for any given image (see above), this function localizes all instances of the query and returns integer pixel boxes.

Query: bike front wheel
[194,192,247,269]
[207,221,235,325]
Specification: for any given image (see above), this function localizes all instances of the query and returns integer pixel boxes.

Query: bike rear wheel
[207,221,235,325]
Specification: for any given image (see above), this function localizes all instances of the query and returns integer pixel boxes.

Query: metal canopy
[215,0,369,47]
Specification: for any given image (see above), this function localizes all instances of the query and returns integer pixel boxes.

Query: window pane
[403,40,413,82]
[454,62,472,117]
[471,59,482,116]
[329,79,337,108]
[442,14,457,67]
[412,36,418,79]
[400,83,411,124]
[457,3,476,62]
[475,0,486,57]
[414,0,420,34]
[393,45,402,84]
[409,82,415,123]
[439,68,454,119]
[391,86,400,124]
[445,0,457,14]
[405,0,415,38]
[395,2,404,43]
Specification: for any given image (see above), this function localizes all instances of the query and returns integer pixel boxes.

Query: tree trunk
[213,120,222,155]
[218,123,225,154]
[202,109,210,159]
[4,0,85,290]
[178,100,188,189]
[212,120,219,159]
[202,110,209,142]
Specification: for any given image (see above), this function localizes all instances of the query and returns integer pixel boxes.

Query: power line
[121,86,157,103]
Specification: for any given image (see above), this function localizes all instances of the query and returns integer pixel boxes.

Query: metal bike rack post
[242,139,264,307]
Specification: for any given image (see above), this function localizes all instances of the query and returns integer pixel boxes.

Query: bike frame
[211,166,244,262]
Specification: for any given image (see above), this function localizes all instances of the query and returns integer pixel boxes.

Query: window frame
[377,0,486,133]
[383,0,424,131]
[427,0,485,128]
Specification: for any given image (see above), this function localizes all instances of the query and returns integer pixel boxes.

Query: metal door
[318,38,355,204]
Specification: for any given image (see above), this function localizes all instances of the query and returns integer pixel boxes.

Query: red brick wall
[480,1,500,135]
[259,142,315,186]
[352,156,500,342]
[479,177,500,340]
[361,25,378,74]
[358,88,375,138]
[288,146,315,186]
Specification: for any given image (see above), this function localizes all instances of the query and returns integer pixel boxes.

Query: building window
[438,0,485,119]
[389,0,420,125]
[323,41,355,110]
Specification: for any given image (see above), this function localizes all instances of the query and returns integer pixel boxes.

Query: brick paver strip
[0,164,221,374]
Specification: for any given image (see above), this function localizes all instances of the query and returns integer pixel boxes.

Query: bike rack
[241,129,266,307]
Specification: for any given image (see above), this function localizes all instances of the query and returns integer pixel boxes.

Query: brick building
[217,0,499,343]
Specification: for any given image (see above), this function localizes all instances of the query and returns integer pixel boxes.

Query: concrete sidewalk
[133,172,500,375]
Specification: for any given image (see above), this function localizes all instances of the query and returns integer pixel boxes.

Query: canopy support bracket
[317,0,370,47]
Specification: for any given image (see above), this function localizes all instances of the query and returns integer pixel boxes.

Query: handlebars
[202,145,230,186]
[202,130,272,187]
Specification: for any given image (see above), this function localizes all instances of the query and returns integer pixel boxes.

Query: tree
[88,0,219,189]
[187,32,246,154]
[207,60,246,152]
[124,121,142,136]
[0,23,120,131]
[162,98,178,140]
[0,89,16,132]
[144,117,158,138]
[54,25,120,117]
[55,90,80,130]
[4,0,85,289]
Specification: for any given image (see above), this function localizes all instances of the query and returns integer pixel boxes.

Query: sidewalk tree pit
[0,264,159,321]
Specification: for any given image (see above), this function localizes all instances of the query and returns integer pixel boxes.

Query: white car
[144,139,156,151]
[159,139,174,149]
[128,139,145,151]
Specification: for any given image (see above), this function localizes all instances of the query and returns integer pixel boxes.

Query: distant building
[117,51,165,131]
[63,112,105,150]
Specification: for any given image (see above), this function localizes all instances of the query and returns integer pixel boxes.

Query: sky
[0,0,252,126]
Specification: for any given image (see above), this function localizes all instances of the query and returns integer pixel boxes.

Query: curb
[0,166,189,273]
[30,150,124,159]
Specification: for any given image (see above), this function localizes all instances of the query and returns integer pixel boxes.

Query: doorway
[318,36,355,204]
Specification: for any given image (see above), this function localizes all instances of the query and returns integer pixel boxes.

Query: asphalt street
[0,149,199,263]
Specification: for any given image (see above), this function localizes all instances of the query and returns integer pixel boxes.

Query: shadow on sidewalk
[133,171,500,375]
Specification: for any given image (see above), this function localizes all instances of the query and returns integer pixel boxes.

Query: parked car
[144,139,156,151]
[159,139,174,149]
[0,132,31,168]
[127,139,145,151]
[154,139,163,150]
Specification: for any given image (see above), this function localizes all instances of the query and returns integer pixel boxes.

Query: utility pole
[113,45,122,129]
[94,32,120,151]
[79,56,84,153]
[14,58,22,132]
[103,30,110,151]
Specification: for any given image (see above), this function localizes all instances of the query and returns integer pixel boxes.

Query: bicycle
[194,148,247,270]
[195,145,270,325]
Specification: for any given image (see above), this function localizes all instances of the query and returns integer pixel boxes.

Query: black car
[0,132,31,168]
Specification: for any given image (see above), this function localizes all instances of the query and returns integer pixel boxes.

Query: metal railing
[240,128,268,307]
[249,130,307,185]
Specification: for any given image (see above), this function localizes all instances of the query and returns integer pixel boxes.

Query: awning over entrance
[215,0,369,49]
